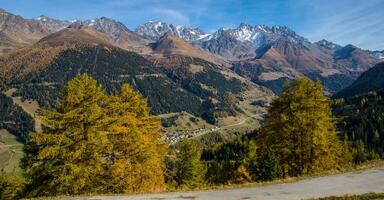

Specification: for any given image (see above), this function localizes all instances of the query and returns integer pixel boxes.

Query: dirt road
[77,167,384,200]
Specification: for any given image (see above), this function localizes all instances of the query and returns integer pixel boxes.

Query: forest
[0,75,382,199]
[333,91,384,162]
[7,45,245,124]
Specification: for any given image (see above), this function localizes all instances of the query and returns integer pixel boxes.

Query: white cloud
[151,8,190,25]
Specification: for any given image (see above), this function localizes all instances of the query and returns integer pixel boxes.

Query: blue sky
[1,0,383,50]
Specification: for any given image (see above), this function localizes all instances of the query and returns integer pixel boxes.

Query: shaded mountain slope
[334,62,384,99]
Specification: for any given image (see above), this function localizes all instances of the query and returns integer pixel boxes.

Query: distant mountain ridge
[366,50,384,59]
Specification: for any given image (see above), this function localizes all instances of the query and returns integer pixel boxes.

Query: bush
[0,176,25,200]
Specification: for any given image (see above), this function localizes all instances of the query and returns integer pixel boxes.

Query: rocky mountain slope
[150,32,218,63]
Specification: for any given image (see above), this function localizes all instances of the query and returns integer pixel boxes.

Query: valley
[0,4,384,199]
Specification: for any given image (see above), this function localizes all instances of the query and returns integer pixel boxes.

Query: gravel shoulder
[75,167,384,200]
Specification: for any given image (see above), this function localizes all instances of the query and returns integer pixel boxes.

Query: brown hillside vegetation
[38,28,110,45]
[0,28,113,82]
[0,43,72,81]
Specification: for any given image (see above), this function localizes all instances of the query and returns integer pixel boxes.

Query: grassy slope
[0,129,23,175]
[159,112,214,133]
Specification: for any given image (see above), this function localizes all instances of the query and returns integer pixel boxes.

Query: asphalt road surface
[80,167,384,200]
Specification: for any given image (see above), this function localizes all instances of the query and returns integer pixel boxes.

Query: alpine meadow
[1,1,384,199]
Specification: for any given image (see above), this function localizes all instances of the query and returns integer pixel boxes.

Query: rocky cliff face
[0,8,70,53]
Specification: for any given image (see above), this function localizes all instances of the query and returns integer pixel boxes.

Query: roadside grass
[23,160,384,200]
[305,193,384,200]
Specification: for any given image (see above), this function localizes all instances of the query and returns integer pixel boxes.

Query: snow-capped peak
[36,16,47,21]
[135,21,207,41]
[315,39,341,49]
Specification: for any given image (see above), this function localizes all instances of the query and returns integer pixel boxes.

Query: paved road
[81,167,384,200]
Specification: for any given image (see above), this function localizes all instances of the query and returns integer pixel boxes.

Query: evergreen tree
[333,91,384,158]
[104,84,166,193]
[257,77,345,176]
[23,74,111,196]
[175,140,206,188]
[256,150,282,181]
[354,140,367,164]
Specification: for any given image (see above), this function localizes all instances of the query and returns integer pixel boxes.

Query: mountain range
[1,8,382,95]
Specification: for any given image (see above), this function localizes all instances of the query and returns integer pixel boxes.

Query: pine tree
[175,140,206,188]
[23,74,111,196]
[104,84,166,193]
[257,77,345,176]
